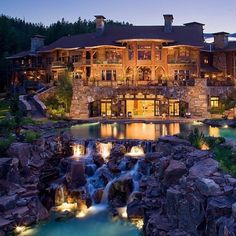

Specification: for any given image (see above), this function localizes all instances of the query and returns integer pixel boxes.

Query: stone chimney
[31,35,45,52]
[163,14,174,33]
[213,32,229,49]
[95,15,106,36]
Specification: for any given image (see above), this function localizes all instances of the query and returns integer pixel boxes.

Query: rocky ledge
[0,133,236,235]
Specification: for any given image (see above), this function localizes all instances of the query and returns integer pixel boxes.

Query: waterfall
[101,178,117,204]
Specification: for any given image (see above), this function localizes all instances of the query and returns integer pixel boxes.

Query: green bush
[44,76,72,119]
[188,128,206,149]
[23,130,40,143]
[0,135,15,154]
[213,145,236,177]
[205,136,225,148]
[0,118,16,135]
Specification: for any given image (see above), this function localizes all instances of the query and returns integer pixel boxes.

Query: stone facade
[69,78,233,119]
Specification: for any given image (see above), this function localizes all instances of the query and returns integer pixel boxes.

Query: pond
[18,207,140,236]
[69,121,236,140]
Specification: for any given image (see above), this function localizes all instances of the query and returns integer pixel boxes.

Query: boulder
[159,136,191,146]
[196,178,221,196]
[127,199,144,219]
[177,193,205,235]
[0,195,17,212]
[66,160,86,187]
[189,158,219,178]
[164,160,187,185]
[108,176,133,207]
[0,158,14,179]
[7,142,32,167]
[110,144,126,158]
[207,196,234,220]
[232,202,236,218]
[92,188,103,204]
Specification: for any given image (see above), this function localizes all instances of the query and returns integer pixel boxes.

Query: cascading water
[97,142,113,161]
[126,145,144,157]
[71,141,86,158]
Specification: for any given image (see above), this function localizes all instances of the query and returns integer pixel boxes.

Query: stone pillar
[187,78,209,117]
[70,79,90,119]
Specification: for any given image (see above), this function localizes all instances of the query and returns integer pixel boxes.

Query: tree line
[0,14,130,91]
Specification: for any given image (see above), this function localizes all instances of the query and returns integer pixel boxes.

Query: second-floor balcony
[82,78,195,87]
[168,56,197,65]
[94,59,122,64]
[51,61,67,68]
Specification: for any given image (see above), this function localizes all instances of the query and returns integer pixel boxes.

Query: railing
[15,63,45,70]
[51,61,66,67]
[93,59,122,64]
[207,79,235,86]
[167,57,197,65]
[82,78,195,87]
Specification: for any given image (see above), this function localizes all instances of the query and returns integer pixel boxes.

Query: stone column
[70,79,90,119]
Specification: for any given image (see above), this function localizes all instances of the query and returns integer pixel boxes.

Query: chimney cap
[213,32,229,35]
[184,22,205,26]
[163,14,174,19]
[94,15,106,19]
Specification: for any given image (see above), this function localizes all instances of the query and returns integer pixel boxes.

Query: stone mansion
[8,15,236,118]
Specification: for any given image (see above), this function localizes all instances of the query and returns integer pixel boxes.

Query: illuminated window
[179,47,190,57]
[204,57,209,64]
[102,70,116,81]
[174,70,190,80]
[210,97,219,108]
[138,45,151,60]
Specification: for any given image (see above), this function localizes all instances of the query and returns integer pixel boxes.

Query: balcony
[94,59,122,64]
[168,56,197,65]
[14,63,45,70]
[51,61,67,68]
[82,78,195,87]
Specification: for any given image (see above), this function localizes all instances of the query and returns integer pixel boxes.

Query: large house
[8,15,236,118]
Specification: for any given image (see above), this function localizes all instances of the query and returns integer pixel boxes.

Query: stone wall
[69,78,236,119]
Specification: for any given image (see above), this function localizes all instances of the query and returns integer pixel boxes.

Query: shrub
[213,145,236,177]
[0,135,15,155]
[205,136,225,148]
[188,128,206,149]
[0,118,16,135]
[23,130,40,143]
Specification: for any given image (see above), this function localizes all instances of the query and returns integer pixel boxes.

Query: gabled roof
[39,24,204,52]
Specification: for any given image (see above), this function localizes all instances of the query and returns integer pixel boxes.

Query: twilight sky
[1,0,236,33]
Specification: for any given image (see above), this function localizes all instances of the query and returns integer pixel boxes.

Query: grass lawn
[0,99,10,119]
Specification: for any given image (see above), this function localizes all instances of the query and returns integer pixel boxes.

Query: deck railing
[82,78,195,87]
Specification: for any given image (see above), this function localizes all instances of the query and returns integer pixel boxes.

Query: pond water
[18,208,140,236]
[70,121,236,140]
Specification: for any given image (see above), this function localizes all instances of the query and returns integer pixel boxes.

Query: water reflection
[70,122,236,141]
[70,122,181,140]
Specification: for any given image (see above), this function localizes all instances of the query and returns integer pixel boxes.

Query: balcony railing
[51,61,66,68]
[14,63,45,70]
[94,59,122,64]
[207,78,235,86]
[167,57,197,65]
[81,78,195,87]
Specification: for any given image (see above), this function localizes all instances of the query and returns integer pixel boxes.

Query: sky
[1,0,236,33]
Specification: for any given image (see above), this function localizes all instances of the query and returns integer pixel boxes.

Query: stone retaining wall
[70,78,236,119]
